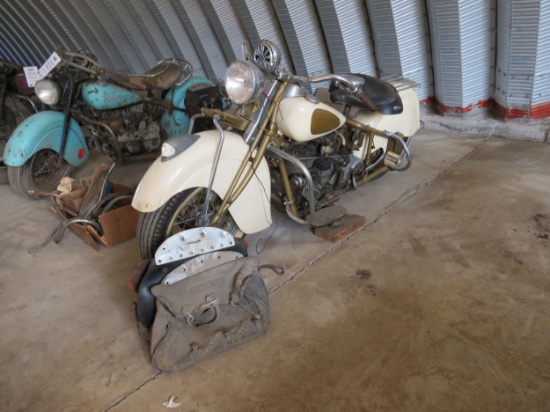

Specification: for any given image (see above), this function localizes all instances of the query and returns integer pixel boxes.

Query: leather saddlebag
[149,256,270,373]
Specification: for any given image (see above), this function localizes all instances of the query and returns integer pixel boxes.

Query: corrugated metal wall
[1,0,550,120]
[426,0,495,114]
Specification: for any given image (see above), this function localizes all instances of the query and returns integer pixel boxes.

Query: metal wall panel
[1,2,47,64]
[172,0,227,80]
[367,0,432,100]
[49,1,114,68]
[1,0,550,120]
[151,0,206,77]
[233,0,292,71]
[427,0,495,114]
[81,0,139,73]
[106,1,157,69]
[495,0,541,118]
[315,0,377,75]
[202,0,246,63]
[272,0,330,78]
[530,0,550,118]
[122,0,177,62]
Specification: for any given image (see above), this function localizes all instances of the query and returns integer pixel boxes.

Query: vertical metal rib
[172,0,227,81]
[427,0,495,112]
[1,2,47,65]
[94,0,145,73]
[202,0,247,63]
[368,0,433,100]
[272,0,330,79]
[315,0,377,75]
[106,1,157,69]
[495,0,540,117]
[531,0,550,117]
[151,0,206,77]
[233,0,292,71]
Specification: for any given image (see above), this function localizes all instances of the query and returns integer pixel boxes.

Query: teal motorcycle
[3,48,226,198]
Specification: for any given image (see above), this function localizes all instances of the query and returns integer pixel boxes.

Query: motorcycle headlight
[225,60,264,105]
[35,79,60,105]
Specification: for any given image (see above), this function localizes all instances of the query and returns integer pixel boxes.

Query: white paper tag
[22,51,62,88]
[23,66,40,87]
[38,51,62,79]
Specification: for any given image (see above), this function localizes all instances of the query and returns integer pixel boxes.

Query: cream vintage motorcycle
[132,40,420,259]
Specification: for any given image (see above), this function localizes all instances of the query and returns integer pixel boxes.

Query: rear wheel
[7,149,73,199]
[137,187,240,260]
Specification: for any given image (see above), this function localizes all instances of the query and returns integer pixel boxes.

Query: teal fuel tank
[161,76,222,137]
[81,81,143,110]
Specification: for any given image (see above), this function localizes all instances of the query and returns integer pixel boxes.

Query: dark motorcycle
[0,59,37,184]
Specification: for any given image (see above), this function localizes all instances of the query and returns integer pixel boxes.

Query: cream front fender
[132,130,272,234]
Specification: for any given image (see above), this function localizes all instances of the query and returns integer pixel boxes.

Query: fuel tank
[276,96,345,142]
[81,81,143,110]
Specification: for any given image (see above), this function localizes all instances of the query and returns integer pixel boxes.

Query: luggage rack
[383,75,419,92]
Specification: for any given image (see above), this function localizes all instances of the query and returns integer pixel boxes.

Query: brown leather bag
[149,256,271,373]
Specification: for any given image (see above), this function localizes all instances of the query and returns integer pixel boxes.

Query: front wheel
[7,149,74,199]
[136,187,240,260]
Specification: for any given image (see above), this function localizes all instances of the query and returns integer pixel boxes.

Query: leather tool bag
[149,256,270,373]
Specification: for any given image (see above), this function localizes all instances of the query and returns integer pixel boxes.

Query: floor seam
[269,136,491,295]
[103,372,161,412]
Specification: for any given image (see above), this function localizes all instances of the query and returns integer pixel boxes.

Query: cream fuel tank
[275,84,346,142]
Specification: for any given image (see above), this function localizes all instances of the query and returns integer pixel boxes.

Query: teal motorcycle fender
[3,111,90,167]
[161,76,228,137]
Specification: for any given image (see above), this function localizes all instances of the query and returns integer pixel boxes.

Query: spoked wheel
[137,187,240,260]
[7,149,73,199]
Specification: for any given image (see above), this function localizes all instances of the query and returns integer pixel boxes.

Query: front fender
[3,111,90,167]
[132,130,272,235]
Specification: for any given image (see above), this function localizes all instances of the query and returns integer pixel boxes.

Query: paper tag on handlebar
[38,51,61,79]
[23,67,39,87]
[23,52,61,87]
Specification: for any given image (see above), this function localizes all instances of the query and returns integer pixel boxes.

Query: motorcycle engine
[117,102,162,154]
[270,135,360,214]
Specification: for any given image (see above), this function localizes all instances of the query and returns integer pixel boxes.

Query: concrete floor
[1,130,549,411]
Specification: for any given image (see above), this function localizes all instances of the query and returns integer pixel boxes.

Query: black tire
[137,187,240,260]
[7,149,74,199]
[0,140,9,185]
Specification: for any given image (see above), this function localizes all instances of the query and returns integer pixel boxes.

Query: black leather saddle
[329,74,403,115]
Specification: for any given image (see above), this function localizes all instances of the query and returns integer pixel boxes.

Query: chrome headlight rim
[35,79,60,105]
[225,60,264,106]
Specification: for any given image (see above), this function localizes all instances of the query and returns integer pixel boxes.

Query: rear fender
[132,130,272,235]
[352,88,420,159]
[3,111,89,167]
